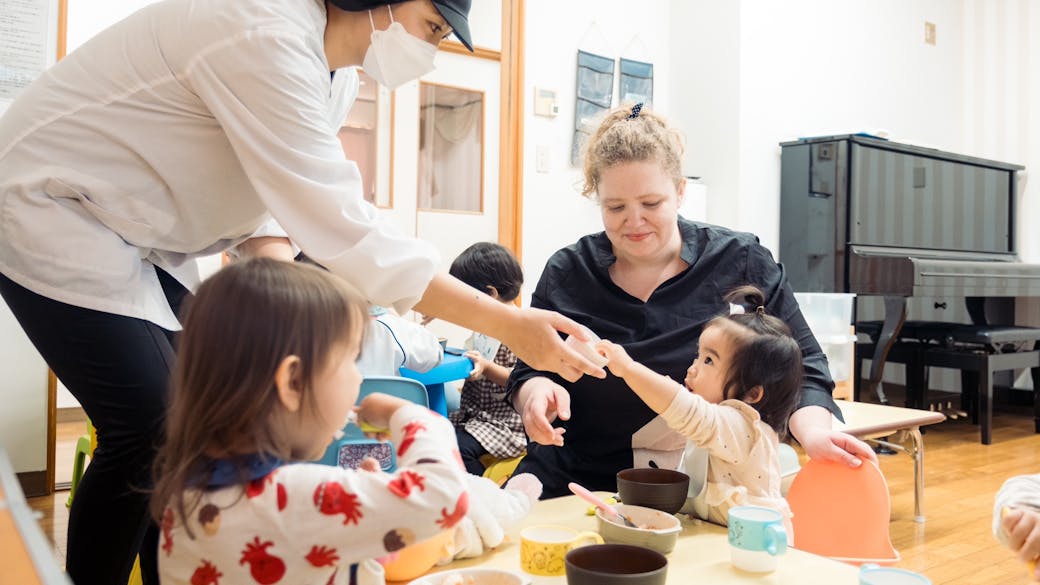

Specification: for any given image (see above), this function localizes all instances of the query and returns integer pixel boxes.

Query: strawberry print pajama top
[158,405,469,585]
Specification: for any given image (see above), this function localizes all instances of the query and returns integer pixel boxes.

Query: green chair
[67,419,96,508]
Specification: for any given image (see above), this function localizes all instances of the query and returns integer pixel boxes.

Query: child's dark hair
[708,285,803,438]
[151,258,366,532]
[449,242,523,302]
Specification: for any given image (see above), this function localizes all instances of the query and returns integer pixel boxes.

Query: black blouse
[505,218,840,497]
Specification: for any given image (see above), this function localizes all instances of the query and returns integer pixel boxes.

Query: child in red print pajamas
[151,259,469,585]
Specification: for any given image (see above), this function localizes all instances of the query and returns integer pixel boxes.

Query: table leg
[427,383,448,417]
[865,426,926,523]
[909,427,925,523]
[1032,341,1040,434]
[866,296,908,405]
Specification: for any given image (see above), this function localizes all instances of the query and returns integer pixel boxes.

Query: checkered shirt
[449,344,528,458]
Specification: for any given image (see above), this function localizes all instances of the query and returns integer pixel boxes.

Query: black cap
[431,0,472,51]
[328,0,473,51]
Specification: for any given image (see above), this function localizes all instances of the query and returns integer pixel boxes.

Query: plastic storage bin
[793,293,857,384]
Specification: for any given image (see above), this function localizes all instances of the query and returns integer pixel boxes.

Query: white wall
[668,0,742,233]
[520,0,672,302]
[0,300,50,473]
[0,0,64,473]
[467,0,502,51]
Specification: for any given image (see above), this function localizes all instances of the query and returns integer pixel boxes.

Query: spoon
[568,482,638,528]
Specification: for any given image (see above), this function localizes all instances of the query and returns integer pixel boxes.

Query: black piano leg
[865,296,908,405]
[962,370,979,424]
[906,352,927,410]
[1033,341,1040,434]
[981,365,994,445]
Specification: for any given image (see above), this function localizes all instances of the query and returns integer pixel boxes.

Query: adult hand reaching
[789,405,877,467]
[414,274,607,383]
[514,377,570,446]
[798,427,877,467]
[505,307,607,382]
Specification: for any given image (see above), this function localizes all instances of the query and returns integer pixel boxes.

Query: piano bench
[856,321,1040,445]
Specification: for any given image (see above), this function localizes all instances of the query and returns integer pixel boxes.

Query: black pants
[455,428,490,476]
[0,269,189,585]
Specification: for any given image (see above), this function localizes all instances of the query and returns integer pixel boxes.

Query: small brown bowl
[565,543,667,585]
[616,468,690,515]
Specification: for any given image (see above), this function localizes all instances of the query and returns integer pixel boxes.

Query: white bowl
[595,503,683,554]
[406,568,528,585]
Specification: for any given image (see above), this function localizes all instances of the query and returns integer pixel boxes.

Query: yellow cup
[520,525,604,577]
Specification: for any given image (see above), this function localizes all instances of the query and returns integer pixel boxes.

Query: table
[832,400,946,523]
[400,351,473,416]
[0,448,71,585]
[402,494,859,584]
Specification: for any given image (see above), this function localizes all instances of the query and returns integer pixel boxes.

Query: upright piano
[778,134,1040,404]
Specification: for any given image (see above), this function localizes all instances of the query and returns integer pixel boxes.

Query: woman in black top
[505,104,876,498]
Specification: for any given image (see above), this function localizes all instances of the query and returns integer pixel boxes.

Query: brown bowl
[616,468,690,514]
[565,543,667,585]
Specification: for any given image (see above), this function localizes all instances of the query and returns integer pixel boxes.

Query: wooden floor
[26,393,1040,584]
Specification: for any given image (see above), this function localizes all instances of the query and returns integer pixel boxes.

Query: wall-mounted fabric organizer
[572,50,615,166]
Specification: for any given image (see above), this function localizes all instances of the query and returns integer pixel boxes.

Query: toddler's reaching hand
[464,350,485,381]
[595,340,636,378]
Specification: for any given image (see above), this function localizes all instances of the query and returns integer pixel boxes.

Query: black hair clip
[627,102,643,120]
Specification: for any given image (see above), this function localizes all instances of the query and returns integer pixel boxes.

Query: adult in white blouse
[0,1,603,583]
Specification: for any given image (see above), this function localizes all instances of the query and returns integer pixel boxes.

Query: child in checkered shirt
[447,242,529,476]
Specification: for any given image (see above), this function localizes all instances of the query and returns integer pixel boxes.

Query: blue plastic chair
[400,350,472,416]
[318,376,430,472]
[360,375,431,407]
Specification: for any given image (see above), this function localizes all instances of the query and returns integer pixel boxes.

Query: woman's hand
[1003,508,1040,576]
[505,308,607,382]
[465,350,485,381]
[515,377,569,447]
[414,274,606,383]
[789,405,877,467]
[595,340,635,378]
[797,426,877,467]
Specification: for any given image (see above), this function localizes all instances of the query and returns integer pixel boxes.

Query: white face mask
[362,6,438,90]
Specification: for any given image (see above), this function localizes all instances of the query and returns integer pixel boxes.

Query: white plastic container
[565,325,609,368]
[793,293,857,383]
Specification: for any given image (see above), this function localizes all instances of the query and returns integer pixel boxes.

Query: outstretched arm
[596,340,679,414]
[415,273,606,383]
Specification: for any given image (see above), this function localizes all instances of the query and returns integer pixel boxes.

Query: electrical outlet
[924,21,936,45]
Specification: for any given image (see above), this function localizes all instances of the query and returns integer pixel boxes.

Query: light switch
[536,145,551,173]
